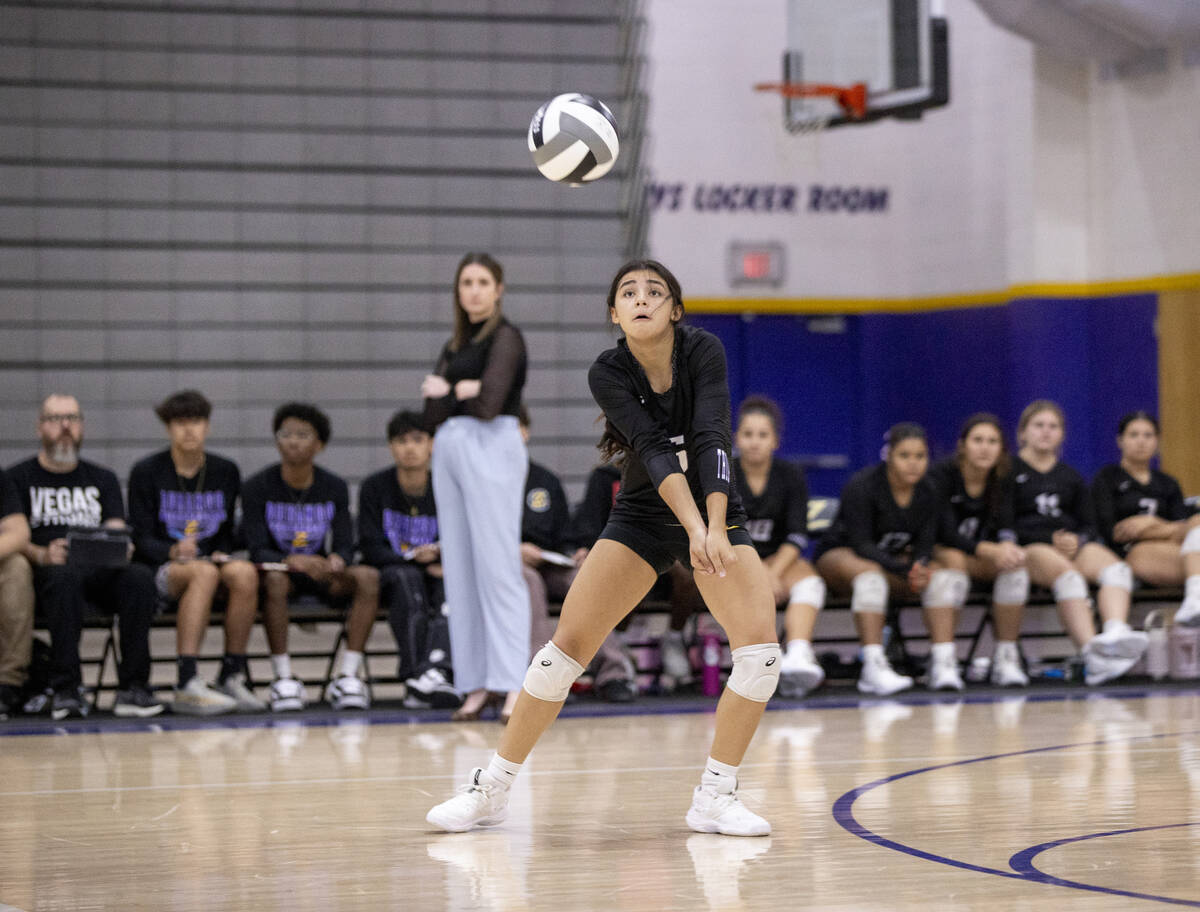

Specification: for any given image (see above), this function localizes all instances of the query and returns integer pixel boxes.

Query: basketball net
[754,81,868,137]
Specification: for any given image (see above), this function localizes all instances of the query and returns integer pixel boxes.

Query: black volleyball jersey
[127,449,242,564]
[357,466,438,568]
[733,457,809,559]
[927,458,1015,555]
[588,325,745,527]
[1091,464,1187,547]
[1011,456,1097,545]
[822,463,937,575]
[522,461,573,553]
[423,318,527,427]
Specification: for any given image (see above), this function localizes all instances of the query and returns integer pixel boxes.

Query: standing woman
[927,414,1030,686]
[732,395,827,699]
[427,259,780,836]
[1012,400,1147,684]
[1091,411,1200,625]
[815,424,966,693]
[421,253,529,721]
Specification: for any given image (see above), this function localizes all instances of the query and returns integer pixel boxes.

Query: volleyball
[527,93,619,185]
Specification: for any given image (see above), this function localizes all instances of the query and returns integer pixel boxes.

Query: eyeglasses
[276,430,316,442]
[40,413,82,424]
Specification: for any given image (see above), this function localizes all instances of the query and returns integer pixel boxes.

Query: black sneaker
[0,684,21,720]
[51,685,91,721]
[403,668,462,710]
[599,679,637,703]
[113,684,165,718]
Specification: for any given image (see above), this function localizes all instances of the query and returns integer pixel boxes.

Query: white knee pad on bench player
[726,643,782,703]
[1098,561,1133,592]
[523,641,584,702]
[921,569,969,609]
[1182,526,1200,555]
[993,567,1030,605]
[789,576,827,610]
[1053,569,1088,602]
[851,571,888,614]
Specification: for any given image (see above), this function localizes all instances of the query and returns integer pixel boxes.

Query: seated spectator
[357,410,459,709]
[127,390,262,715]
[0,466,33,719]
[1090,411,1200,625]
[9,394,163,719]
[241,403,380,712]
[521,407,636,704]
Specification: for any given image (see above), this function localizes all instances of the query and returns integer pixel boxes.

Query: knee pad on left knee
[523,641,584,702]
[1098,561,1133,592]
[922,569,969,609]
[726,643,781,702]
[789,576,826,610]
[992,568,1030,605]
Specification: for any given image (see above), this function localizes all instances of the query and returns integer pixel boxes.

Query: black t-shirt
[927,458,1016,555]
[1011,456,1096,545]
[127,449,242,565]
[821,463,937,575]
[0,468,21,519]
[522,461,572,553]
[588,324,746,527]
[733,457,809,559]
[423,318,527,427]
[240,463,354,563]
[357,466,438,568]
[7,456,125,546]
[1091,464,1187,548]
[568,464,622,549]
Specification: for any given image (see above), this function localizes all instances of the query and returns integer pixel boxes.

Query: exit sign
[728,242,785,286]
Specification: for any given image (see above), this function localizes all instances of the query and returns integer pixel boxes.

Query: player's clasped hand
[705,527,736,579]
[688,526,716,576]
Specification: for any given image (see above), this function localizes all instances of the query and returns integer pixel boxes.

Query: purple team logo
[383,509,438,557]
[159,490,227,541]
[266,501,336,555]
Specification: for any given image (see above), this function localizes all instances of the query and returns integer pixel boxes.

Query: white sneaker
[686,784,771,837]
[990,653,1029,687]
[1082,640,1142,686]
[777,643,825,699]
[172,676,238,716]
[215,673,267,712]
[1176,598,1200,628]
[1090,625,1149,660]
[326,675,370,710]
[269,677,306,712]
[928,655,964,691]
[404,668,462,709]
[426,768,510,832]
[660,631,693,682]
[857,655,913,696]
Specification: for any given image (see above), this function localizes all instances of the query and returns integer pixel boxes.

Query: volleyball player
[927,414,1029,687]
[1091,411,1200,625]
[427,259,780,837]
[1012,400,1147,684]
[732,395,826,699]
[815,423,966,693]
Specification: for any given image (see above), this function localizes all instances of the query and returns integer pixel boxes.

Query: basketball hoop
[754,81,868,135]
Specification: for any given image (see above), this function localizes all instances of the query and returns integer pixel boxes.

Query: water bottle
[702,634,721,696]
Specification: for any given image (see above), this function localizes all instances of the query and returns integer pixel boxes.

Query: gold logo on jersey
[184,519,200,537]
[292,530,309,548]
[526,488,551,513]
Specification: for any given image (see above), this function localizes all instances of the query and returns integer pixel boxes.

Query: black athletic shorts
[598,519,754,576]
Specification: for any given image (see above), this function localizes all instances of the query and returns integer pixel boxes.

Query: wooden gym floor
[3,685,1200,911]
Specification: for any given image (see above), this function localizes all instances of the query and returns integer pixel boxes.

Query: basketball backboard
[763,0,949,131]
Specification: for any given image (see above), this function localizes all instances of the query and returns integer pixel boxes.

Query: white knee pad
[522,641,584,702]
[992,568,1030,605]
[851,571,888,614]
[1182,526,1200,555]
[921,569,970,609]
[1098,561,1133,592]
[726,643,782,703]
[1053,569,1088,602]
[789,576,827,610]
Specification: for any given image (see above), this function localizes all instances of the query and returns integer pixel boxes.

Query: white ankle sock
[701,756,739,794]
[484,753,521,789]
[1103,618,1130,635]
[785,639,812,661]
[994,640,1018,661]
[271,654,292,680]
[1186,576,1200,602]
[931,642,956,663]
[862,643,885,663]
[338,650,363,678]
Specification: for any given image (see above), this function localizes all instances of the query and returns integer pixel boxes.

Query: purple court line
[1009,822,1200,907]
[831,730,1200,907]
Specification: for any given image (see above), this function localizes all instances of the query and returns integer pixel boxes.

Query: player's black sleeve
[422,345,456,429]
[1069,473,1099,544]
[1163,474,1188,523]
[686,331,733,500]
[568,467,615,550]
[588,360,681,490]
[127,458,171,566]
[1090,466,1119,547]
[357,474,402,568]
[240,475,285,564]
[97,468,126,525]
[911,484,937,564]
[995,475,1017,542]
[329,475,355,563]
[782,462,809,552]
[840,474,906,575]
[463,323,526,421]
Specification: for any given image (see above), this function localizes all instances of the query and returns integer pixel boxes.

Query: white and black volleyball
[527,93,619,185]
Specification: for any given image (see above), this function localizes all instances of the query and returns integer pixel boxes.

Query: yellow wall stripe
[688,271,1200,314]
